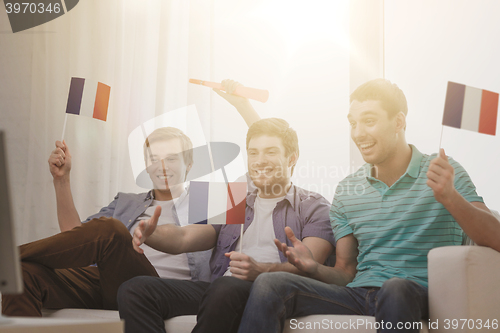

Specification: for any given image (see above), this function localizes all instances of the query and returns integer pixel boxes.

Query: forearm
[53,178,81,232]
[443,191,500,252]
[235,100,260,127]
[261,261,354,285]
[260,262,306,276]
[144,224,216,254]
[307,264,355,286]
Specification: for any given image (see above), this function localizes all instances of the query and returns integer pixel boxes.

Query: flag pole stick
[206,142,216,175]
[61,113,68,141]
[438,125,444,152]
[221,165,243,253]
[240,224,243,253]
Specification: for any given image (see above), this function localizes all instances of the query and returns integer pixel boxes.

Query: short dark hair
[143,127,193,166]
[350,78,408,118]
[246,118,299,174]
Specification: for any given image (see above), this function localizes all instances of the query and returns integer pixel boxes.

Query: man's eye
[365,119,375,124]
[349,122,356,128]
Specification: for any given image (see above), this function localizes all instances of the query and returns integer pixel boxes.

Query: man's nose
[251,153,268,167]
[161,159,168,173]
[351,124,365,141]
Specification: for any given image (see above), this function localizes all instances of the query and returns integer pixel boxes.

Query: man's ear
[288,152,298,168]
[395,112,406,132]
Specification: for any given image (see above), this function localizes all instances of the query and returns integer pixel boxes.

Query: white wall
[0,11,33,242]
[385,0,500,209]
[208,0,351,202]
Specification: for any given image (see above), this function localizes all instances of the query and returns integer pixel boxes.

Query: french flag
[442,81,498,136]
[188,181,246,225]
[66,77,111,121]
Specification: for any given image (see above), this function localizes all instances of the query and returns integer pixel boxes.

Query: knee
[203,277,250,307]
[20,262,48,288]
[377,278,415,305]
[85,217,130,241]
[117,276,151,305]
[118,276,160,316]
[251,272,291,299]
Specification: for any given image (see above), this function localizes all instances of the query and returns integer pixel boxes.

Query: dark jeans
[192,276,253,333]
[117,276,210,333]
[238,272,429,333]
[1,217,158,316]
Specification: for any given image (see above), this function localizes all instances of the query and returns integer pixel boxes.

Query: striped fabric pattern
[443,81,498,135]
[330,145,483,288]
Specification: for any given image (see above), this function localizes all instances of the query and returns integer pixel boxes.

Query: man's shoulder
[292,184,328,202]
[335,164,370,188]
[416,149,465,173]
[112,191,151,203]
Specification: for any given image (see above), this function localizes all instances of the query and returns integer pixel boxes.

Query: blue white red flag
[66,77,110,121]
[443,81,498,136]
[188,181,246,225]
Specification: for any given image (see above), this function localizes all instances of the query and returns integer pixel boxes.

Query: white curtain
[1,0,352,244]
[17,0,213,243]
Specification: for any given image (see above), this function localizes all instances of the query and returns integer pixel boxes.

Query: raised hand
[48,140,72,180]
[426,148,458,206]
[132,206,162,254]
[274,227,319,275]
[213,79,250,108]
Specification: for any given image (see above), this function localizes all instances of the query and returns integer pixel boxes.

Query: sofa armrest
[428,246,500,332]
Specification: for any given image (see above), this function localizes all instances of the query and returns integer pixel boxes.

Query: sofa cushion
[42,309,197,333]
[42,309,429,333]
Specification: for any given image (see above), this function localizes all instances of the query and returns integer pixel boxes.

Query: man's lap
[249,272,428,318]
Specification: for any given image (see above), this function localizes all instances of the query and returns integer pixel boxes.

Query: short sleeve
[82,193,119,223]
[330,194,352,242]
[300,195,336,247]
[450,159,484,204]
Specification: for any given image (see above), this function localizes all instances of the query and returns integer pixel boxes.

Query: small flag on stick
[442,82,498,136]
[188,181,246,225]
[62,77,111,140]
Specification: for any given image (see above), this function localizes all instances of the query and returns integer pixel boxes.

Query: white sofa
[36,210,500,332]
[41,244,500,333]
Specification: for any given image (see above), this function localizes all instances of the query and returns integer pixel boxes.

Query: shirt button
[246,217,250,220]
[233,236,236,239]
[129,220,132,222]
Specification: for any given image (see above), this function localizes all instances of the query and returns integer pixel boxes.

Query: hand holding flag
[48,140,72,181]
[426,148,457,206]
[133,205,162,254]
[224,251,267,281]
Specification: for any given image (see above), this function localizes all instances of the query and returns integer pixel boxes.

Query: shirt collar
[406,144,423,179]
[247,183,296,211]
[147,186,188,204]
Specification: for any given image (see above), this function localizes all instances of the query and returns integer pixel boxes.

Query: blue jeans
[238,272,428,333]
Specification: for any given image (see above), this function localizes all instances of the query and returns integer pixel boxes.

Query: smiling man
[2,127,213,316]
[236,79,500,333]
[117,118,335,333]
